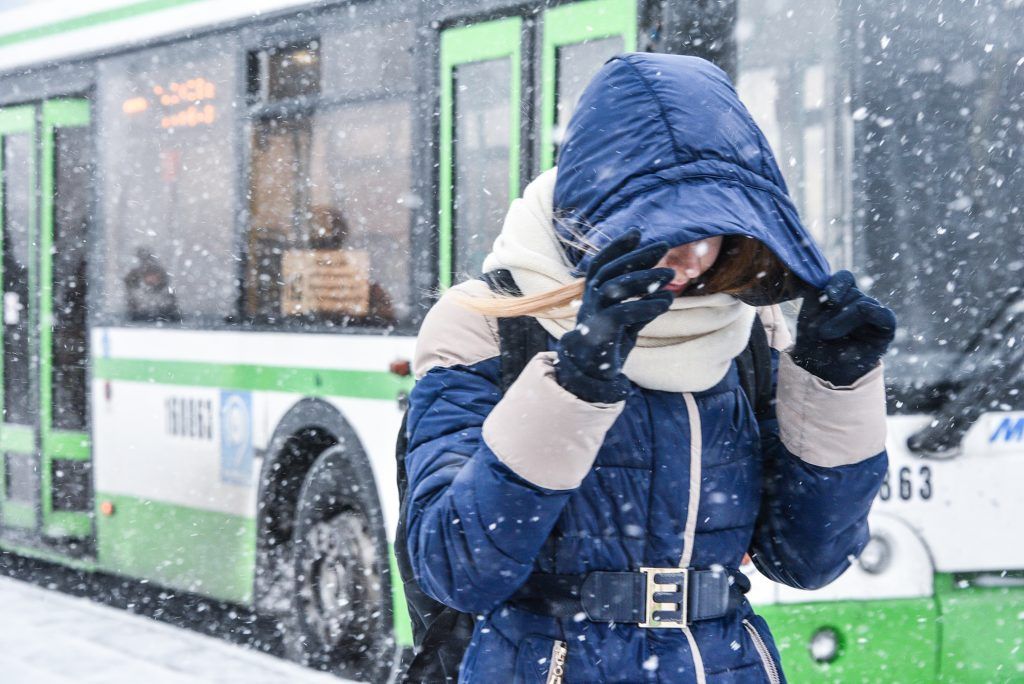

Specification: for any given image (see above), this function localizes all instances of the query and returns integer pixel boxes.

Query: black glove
[556,231,675,403]
[791,270,897,387]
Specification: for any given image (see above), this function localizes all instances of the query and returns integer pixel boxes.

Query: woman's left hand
[791,270,897,386]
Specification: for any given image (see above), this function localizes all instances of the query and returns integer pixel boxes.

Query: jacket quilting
[406,341,887,682]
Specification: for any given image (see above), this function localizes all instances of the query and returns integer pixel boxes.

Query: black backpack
[393,270,773,682]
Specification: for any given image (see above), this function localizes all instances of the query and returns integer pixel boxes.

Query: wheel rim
[299,510,382,651]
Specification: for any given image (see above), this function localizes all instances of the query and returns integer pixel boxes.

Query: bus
[0,0,1021,680]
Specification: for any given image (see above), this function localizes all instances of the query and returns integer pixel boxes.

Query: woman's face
[656,236,723,295]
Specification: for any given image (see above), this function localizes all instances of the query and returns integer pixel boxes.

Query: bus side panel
[934,574,1024,682]
[758,598,939,680]
[92,378,261,605]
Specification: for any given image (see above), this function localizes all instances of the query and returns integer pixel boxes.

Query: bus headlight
[809,627,840,663]
[857,534,892,574]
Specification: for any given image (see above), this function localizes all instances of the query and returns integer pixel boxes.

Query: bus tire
[284,443,394,681]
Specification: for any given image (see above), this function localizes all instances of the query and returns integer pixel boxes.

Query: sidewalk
[0,576,352,683]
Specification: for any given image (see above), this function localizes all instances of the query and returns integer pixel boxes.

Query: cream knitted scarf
[482,169,755,393]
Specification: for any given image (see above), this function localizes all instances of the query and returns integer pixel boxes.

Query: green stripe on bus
[758,596,939,680]
[389,545,413,648]
[41,99,91,128]
[97,492,417,647]
[93,357,414,399]
[44,511,92,539]
[44,430,91,461]
[0,105,35,130]
[96,492,256,605]
[0,538,97,570]
[1,500,35,529]
[0,0,206,48]
[0,424,35,453]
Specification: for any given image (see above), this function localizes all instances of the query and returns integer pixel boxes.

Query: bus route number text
[878,465,932,502]
[165,396,214,441]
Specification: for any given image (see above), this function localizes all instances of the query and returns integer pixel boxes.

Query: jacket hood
[553,53,831,303]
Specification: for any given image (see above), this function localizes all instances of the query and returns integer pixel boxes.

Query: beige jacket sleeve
[414,280,624,490]
[758,304,888,467]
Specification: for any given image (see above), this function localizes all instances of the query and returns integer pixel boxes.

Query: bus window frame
[40,98,94,538]
[239,7,421,335]
[538,0,637,172]
[0,104,40,532]
[437,16,524,290]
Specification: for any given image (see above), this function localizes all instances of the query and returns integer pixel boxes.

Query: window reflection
[736,0,847,263]
[99,40,238,325]
[51,126,92,430]
[453,58,512,279]
[123,247,180,323]
[246,99,411,328]
[736,0,1024,389]
[553,37,623,154]
[2,133,33,425]
[244,14,415,330]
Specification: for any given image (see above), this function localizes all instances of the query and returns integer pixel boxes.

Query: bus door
[439,17,523,288]
[0,99,93,543]
[438,0,636,288]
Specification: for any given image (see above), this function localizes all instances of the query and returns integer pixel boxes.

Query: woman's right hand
[556,230,675,403]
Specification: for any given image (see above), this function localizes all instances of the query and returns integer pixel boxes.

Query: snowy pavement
[0,577,354,684]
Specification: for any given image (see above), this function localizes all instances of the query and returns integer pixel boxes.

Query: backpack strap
[401,607,475,682]
[396,407,476,682]
[480,269,551,392]
[736,313,774,423]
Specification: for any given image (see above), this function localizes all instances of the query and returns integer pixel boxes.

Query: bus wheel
[285,445,394,681]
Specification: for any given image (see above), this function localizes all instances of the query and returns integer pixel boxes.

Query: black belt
[508,567,749,628]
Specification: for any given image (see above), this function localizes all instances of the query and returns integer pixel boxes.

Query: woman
[405,53,895,683]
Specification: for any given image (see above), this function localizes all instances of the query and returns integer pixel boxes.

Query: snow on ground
[0,577,354,684]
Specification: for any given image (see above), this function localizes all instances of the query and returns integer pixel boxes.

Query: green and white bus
[0,0,1021,680]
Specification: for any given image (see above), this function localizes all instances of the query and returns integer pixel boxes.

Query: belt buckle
[638,567,688,628]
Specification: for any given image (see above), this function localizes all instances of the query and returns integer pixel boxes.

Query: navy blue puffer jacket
[406,54,888,683]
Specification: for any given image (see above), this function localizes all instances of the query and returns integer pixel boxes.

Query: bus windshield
[738,0,1024,396]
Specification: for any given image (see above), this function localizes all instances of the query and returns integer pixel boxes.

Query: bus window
[2,130,34,427]
[245,19,415,329]
[50,124,91,432]
[452,57,513,280]
[439,18,522,288]
[541,0,636,170]
[0,107,37,521]
[98,38,238,326]
[552,38,622,149]
[307,101,412,326]
[246,40,321,103]
[247,113,312,323]
[853,0,1024,396]
[735,0,848,265]
[321,18,415,99]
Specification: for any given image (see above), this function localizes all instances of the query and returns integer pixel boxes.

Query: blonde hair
[457,235,792,318]
[457,279,585,318]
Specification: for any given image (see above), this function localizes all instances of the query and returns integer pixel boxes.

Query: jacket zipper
[743,619,781,684]
[546,640,567,684]
[679,393,707,684]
